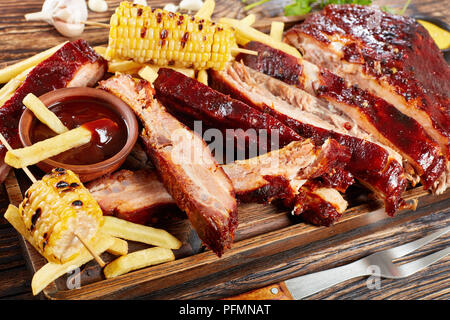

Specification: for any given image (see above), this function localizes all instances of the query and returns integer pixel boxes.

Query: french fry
[0,67,33,105]
[138,65,159,83]
[107,236,129,256]
[108,60,143,73]
[138,65,195,83]
[104,247,175,279]
[197,69,208,85]
[102,216,182,249]
[4,205,36,250]
[31,232,115,295]
[240,14,256,26]
[23,93,69,134]
[0,42,67,84]
[5,126,92,168]
[195,0,215,20]
[270,21,285,42]
[169,67,195,79]
[218,18,301,58]
[93,46,107,59]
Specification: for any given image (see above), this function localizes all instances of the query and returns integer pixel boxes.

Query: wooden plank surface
[0,0,449,300]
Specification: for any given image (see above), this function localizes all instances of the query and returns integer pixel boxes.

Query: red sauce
[31,96,128,165]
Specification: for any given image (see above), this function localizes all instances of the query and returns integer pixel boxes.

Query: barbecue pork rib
[0,39,107,182]
[285,5,450,165]
[88,139,351,227]
[87,168,177,225]
[153,67,355,225]
[98,74,238,257]
[237,41,447,194]
[153,68,303,152]
[210,60,408,215]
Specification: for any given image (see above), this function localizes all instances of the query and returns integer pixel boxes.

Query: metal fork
[285,225,450,299]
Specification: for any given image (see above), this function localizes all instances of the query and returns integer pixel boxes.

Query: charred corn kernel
[19,168,104,264]
[105,1,236,70]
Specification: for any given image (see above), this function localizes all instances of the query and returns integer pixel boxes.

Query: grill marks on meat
[98,74,237,256]
[86,139,350,227]
[210,61,407,215]
[153,68,303,150]
[285,4,450,165]
[0,39,107,182]
[238,40,447,195]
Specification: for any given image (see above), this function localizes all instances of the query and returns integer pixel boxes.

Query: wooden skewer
[75,233,106,267]
[0,132,105,267]
[0,133,37,183]
[231,47,258,55]
[79,20,110,28]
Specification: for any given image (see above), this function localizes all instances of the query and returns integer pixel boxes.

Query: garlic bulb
[25,0,88,38]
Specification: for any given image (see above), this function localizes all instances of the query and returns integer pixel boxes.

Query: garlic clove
[179,0,204,12]
[53,20,85,37]
[88,0,108,13]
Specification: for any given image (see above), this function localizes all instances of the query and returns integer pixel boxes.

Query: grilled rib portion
[238,40,447,195]
[88,139,350,226]
[98,74,237,256]
[210,60,408,215]
[285,4,450,162]
[153,67,303,150]
[87,168,177,225]
[0,40,107,182]
[153,67,354,225]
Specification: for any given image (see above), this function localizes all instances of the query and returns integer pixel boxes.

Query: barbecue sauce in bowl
[30,97,128,165]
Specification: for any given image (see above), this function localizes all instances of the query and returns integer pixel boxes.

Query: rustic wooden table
[0,0,449,300]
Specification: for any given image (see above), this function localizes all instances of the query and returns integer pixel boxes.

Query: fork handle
[284,259,369,299]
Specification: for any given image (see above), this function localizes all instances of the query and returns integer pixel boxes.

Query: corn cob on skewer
[105,1,236,70]
[19,168,104,263]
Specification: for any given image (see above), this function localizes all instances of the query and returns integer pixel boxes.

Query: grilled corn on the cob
[19,168,104,263]
[105,1,236,70]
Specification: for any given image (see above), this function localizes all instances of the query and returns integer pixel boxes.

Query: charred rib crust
[286,4,450,156]
[209,63,407,215]
[316,69,446,189]
[154,68,303,148]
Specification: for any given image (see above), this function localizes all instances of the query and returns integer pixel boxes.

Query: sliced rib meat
[87,168,176,224]
[237,41,447,194]
[87,138,350,227]
[210,60,408,215]
[153,67,303,151]
[285,4,450,163]
[0,39,107,182]
[98,74,238,257]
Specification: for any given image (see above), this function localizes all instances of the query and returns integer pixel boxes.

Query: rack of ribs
[0,39,107,183]
[237,40,447,198]
[210,60,408,215]
[88,138,351,227]
[284,4,450,187]
[98,74,238,257]
[153,67,355,225]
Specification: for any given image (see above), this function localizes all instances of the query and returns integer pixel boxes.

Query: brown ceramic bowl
[19,87,139,182]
